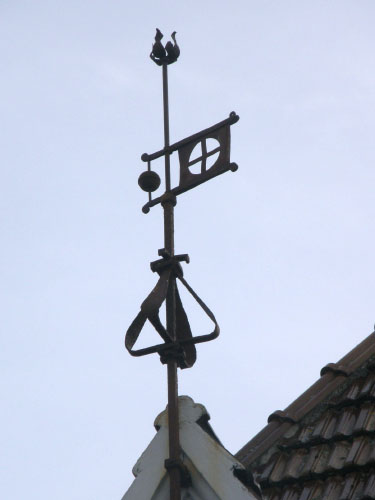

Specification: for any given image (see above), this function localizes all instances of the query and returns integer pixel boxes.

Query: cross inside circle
[188,138,221,175]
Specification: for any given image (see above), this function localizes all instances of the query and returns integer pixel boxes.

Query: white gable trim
[122,396,258,500]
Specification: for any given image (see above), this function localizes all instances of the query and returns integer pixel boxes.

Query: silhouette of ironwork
[125,29,239,500]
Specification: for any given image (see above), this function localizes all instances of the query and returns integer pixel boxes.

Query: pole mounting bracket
[164,459,192,488]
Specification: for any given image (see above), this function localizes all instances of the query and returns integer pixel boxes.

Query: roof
[123,396,260,500]
[237,330,375,500]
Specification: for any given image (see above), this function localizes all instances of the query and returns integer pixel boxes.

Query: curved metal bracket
[125,252,219,369]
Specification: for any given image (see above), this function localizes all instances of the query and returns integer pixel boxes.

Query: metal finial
[150,29,180,66]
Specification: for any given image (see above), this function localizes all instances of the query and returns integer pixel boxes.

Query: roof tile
[353,403,371,432]
[301,481,324,500]
[309,444,331,474]
[282,449,307,480]
[339,471,358,499]
[296,424,313,444]
[322,413,340,440]
[346,436,371,466]
[259,458,278,483]
[280,487,299,500]
[326,441,351,470]
[261,471,375,500]
[363,470,375,498]
[298,483,314,500]
[360,372,375,396]
[344,380,362,401]
[321,476,343,500]
[364,404,375,432]
[335,407,357,437]
[239,333,375,500]
[269,454,289,483]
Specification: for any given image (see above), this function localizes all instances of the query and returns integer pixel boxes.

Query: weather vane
[125,29,239,500]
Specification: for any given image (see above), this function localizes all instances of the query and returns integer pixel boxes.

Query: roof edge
[236,330,375,465]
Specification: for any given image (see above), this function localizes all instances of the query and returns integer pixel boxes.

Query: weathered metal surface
[140,112,239,213]
[237,331,375,500]
[125,250,219,365]
[126,29,239,500]
[138,170,161,193]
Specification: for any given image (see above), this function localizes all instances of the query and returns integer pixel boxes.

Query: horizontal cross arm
[141,111,239,162]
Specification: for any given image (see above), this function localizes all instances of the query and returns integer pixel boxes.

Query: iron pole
[162,63,181,500]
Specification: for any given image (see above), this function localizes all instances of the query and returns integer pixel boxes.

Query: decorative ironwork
[125,29,239,500]
[150,29,180,66]
[140,112,239,213]
[125,247,219,369]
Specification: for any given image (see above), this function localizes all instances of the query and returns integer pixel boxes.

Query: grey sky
[1,1,375,499]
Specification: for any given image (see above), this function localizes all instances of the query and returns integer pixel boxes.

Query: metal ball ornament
[138,170,161,192]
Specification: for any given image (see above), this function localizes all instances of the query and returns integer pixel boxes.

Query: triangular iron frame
[125,251,219,369]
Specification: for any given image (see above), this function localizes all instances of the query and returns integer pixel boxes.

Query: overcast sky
[1,1,375,499]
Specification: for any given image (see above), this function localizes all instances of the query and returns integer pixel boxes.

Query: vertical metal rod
[163,64,171,191]
[147,161,152,203]
[162,63,181,500]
